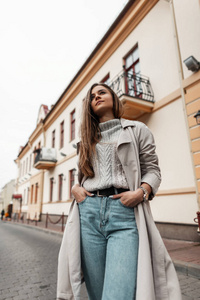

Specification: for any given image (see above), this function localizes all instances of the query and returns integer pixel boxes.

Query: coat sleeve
[137,123,161,199]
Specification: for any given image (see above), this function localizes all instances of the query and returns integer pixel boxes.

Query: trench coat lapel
[117,119,140,192]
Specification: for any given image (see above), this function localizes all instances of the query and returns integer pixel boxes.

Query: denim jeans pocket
[118,198,133,209]
[78,195,88,205]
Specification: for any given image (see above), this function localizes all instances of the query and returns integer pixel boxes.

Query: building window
[23,161,25,176]
[31,185,34,204]
[101,73,110,85]
[33,146,37,166]
[19,163,22,178]
[60,121,64,149]
[50,177,54,202]
[35,183,38,204]
[29,154,32,172]
[58,174,63,201]
[27,187,30,205]
[24,189,26,205]
[26,157,28,174]
[69,169,76,198]
[124,45,141,97]
[70,110,76,141]
[52,130,56,148]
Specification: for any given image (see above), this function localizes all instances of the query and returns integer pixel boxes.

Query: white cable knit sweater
[83,119,129,191]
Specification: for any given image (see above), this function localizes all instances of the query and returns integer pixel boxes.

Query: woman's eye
[100,91,105,94]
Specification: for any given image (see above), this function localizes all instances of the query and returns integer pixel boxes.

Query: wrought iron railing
[109,70,154,102]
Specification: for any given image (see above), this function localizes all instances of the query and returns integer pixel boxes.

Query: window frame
[100,73,110,85]
[35,183,38,204]
[24,189,26,205]
[33,146,37,166]
[69,169,76,199]
[50,177,54,202]
[70,110,76,141]
[29,154,32,172]
[123,45,142,98]
[60,121,64,149]
[58,174,63,201]
[26,157,28,174]
[23,161,25,176]
[27,187,30,205]
[52,129,56,148]
[30,184,34,204]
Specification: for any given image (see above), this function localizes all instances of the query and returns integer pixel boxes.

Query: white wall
[142,98,195,190]
[151,193,199,224]
[173,0,200,79]
[140,98,197,224]
[42,202,72,216]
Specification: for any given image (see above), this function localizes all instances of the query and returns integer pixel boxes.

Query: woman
[57,83,182,300]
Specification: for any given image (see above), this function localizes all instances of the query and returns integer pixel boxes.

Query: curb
[4,221,64,237]
[173,259,200,279]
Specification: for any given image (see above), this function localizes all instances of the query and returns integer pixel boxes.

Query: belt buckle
[97,190,104,197]
[96,187,118,197]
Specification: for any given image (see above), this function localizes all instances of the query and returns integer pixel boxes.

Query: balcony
[109,70,154,119]
[34,147,57,170]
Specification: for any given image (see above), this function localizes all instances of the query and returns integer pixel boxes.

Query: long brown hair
[79,83,124,178]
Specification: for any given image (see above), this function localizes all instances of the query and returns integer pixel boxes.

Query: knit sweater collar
[99,118,121,132]
[98,119,121,143]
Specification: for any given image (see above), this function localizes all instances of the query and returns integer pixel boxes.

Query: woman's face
[90,85,114,121]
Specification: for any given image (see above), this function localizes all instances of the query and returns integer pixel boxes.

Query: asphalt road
[0,221,199,300]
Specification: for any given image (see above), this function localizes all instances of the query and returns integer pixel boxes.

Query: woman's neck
[99,115,115,123]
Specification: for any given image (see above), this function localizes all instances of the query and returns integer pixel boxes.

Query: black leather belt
[91,187,129,197]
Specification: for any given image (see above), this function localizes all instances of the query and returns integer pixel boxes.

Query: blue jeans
[78,195,139,300]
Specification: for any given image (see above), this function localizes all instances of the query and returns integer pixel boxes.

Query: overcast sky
[0,0,128,189]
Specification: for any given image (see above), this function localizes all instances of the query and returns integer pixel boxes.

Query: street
[0,222,199,300]
[0,222,62,300]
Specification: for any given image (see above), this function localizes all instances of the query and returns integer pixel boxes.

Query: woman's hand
[111,189,144,207]
[111,183,152,207]
[71,184,94,203]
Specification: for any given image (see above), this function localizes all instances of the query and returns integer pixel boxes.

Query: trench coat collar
[117,118,136,146]
[120,118,136,129]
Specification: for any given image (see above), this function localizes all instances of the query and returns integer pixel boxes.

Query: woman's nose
[95,94,100,101]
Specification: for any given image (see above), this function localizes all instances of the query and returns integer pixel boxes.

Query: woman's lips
[96,101,104,106]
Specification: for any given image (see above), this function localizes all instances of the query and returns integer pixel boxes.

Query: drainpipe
[164,0,199,206]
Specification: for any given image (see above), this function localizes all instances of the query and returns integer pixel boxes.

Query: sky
[0,0,128,189]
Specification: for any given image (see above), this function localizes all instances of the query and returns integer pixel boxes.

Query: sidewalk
[4,219,200,279]
[163,238,200,279]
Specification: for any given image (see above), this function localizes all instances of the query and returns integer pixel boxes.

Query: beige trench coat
[57,119,182,300]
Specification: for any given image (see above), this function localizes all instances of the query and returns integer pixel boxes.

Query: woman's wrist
[71,183,80,193]
[140,183,152,202]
